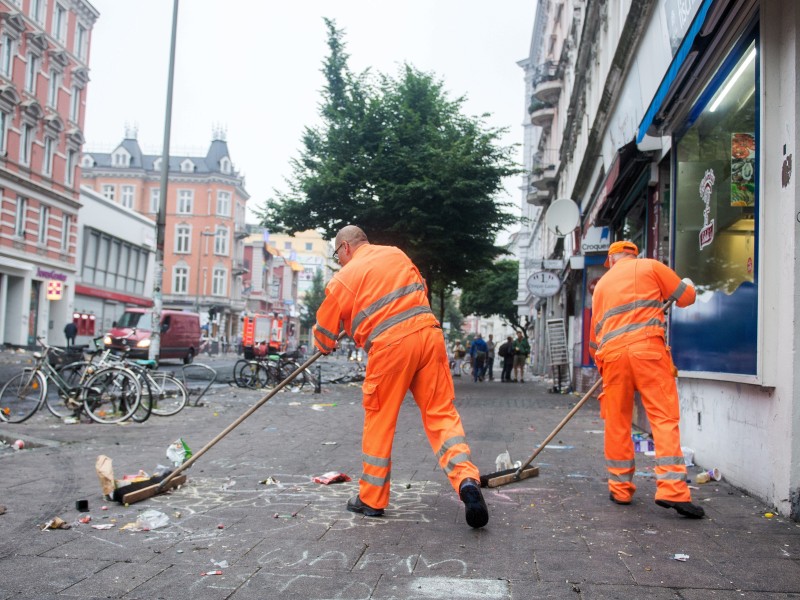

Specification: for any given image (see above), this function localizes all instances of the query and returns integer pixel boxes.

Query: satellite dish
[545,198,580,236]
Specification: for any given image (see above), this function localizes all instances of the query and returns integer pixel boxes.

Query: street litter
[78,515,91,524]
[495,451,513,471]
[617,550,632,557]
[682,446,695,467]
[695,468,722,484]
[91,524,115,530]
[672,553,690,561]
[273,512,298,518]
[312,471,351,484]
[135,509,170,530]
[632,433,654,453]
[167,438,193,467]
[12,439,24,449]
[288,402,301,406]
[201,570,223,576]
[96,455,186,504]
[311,402,337,411]
[259,476,279,485]
[213,560,229,568]
[41,517,70,530]
[765,512,775,518]
[321,441,337,445]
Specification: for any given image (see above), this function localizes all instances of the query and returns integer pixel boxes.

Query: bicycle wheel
[130,369,153,423]
[82,366,141,424]
[149,372,188,416]
[47,361,90,418]
[279,361,307,390]
[0,370,46,423]
[234,359,255,388]
[462,361,472,376]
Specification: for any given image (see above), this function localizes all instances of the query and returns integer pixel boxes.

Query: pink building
[0,0,98,347]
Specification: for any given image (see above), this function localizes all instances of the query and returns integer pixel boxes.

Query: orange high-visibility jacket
[589,257,695,363]
[313,244,439,354]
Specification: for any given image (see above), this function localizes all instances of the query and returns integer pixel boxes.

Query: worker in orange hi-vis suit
[312,225,488,528]
[589,240,704,519]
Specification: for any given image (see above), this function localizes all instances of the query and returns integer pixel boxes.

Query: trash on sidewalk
[259,476,279,485]
[78,515,91,524]
[672,553,690,561]
[91,523,115,530]
[0,505,6,515]
[312,471,351,484]
[495,450,513,471]
[695,468,721,484]
[213,560,229,568]
[135,509,170,530]
[632,432,654,453]
[41,516,70,530]
[764,512,775,518]
[200,570,223,576]
[682,446,695,467]
[311,403,337,411]
[167,438,193,467]
[12,439,24,450]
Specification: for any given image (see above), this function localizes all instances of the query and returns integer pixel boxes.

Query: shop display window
[671,34,758,375]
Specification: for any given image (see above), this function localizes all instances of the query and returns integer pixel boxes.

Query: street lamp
[196,230,215,313]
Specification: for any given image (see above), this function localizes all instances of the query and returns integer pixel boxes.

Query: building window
[69,86,80,122]
[65,149,76,185]
[61,213,70,251]
[75,23,88,61]
[672,37,758,376]
[214,227,229,255]
[0,111,8,155]
[149,188,160,213]
[175,224,190,253]
[177,189,193,214]
[153,157,162,173]
[305,242,313,251]
[82,228,149,294]
[180,159,194,173]
[24,54,37,93]
[101,184,115,201]
[0,35,14,79]
[19,124,33,166]
[42,137,54,175]
[173,265,188,294]
[283,241,292,250]
[47,69,59,107]
[120,185,134,209]
[216,190,230,216]
[14,197,26,237]
[220,157,231,174]
[212,268,226,296]
[30,0,46,24]
[38,204,49,244]
[112,150,130,167]
[52,3,67,44]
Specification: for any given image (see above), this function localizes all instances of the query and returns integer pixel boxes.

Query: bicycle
[233,351,311,390]
[0,339,142,424]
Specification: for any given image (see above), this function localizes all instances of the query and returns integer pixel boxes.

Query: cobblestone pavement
[0,360,799,599]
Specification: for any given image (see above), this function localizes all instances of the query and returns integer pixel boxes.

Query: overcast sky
[82,1,536,229]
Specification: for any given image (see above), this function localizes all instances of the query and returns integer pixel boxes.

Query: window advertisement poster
[670,40,758,375]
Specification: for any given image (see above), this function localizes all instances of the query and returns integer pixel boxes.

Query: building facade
[0,0,98,347]
[520,0,800,519]
[79,129,249,343]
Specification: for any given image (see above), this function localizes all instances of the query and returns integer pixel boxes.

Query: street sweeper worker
[589,240,704,519]
[312,225,489,528]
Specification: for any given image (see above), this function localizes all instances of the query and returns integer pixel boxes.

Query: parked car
[103,309,202,364]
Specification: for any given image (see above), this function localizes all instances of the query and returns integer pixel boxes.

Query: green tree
[258,19,521,321]
[443,292,464,342]
[299,269,326,341]
[459,259,527,333]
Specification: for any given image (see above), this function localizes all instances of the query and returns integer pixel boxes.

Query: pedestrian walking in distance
[313,225,488,528]
[63,321,77,347]
[590,240,704,519]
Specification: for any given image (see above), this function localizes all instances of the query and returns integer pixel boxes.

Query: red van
[103,309,202,364]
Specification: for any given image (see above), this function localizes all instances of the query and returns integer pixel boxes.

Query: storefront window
[671,36,758,375]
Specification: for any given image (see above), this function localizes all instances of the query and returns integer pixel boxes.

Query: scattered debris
[91,524,114,530]
[213,560,229,569]
[135,509,170,530]
[312,471,351,484]
[672,553,690,562]
[765,512,775,519]
[200,570,223,576]
[79,515,91,524]
[41,517,70,530]
[12,439,24,450]
[259,476,280,485]
[167,438,193,467]
[0,505,6,515]
[617,550,633,557]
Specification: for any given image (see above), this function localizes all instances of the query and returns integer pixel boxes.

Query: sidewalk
[0,372,798,599]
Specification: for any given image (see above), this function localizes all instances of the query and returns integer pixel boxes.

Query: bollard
[314,364,322,394]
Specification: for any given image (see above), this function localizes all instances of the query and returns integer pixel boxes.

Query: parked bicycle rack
[180,363,217,406]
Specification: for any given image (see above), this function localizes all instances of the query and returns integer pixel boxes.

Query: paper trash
[95,455,116,497]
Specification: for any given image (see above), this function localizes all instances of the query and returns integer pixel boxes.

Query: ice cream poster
[731,132,755,207]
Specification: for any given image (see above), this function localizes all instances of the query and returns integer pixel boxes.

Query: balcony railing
[529,97,556,128]
[532,60,564,103]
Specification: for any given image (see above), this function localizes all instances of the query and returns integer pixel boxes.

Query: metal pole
[150,0,179,361]
[314,363,322,394]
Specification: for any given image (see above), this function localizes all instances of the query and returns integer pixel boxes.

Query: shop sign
[581,226,611,253]
[37,268,67,281]
[526,271,561,298]
[46,280,62,300]
[699,169,716,249]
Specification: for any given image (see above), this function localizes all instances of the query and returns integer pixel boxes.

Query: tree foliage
[299,269,326,337]
[459,259,526,333]
[258,19,521,317]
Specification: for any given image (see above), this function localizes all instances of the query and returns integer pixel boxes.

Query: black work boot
[459,478,489,528]
[346,495,384,517]
[655,499,705,519]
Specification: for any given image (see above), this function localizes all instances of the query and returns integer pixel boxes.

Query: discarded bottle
[166,438,192,467]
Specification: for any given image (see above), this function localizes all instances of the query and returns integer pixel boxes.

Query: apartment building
[0,0,98,347]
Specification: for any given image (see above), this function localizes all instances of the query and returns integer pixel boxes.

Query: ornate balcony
[532,60,564,104]
[526,187,552,206]
[529,97,556,128]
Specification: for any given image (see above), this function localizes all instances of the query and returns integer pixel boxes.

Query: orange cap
[604,240,638,267]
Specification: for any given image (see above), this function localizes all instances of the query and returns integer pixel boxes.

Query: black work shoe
[459,478,489,528]
[655,499,705,519]
[346,495,384,517]
[609,492,632,505]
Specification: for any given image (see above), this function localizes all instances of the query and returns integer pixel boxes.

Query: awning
[584,140,649,228]
[637,0,757,142]
[264,244,280,256]
[288,260,304,272]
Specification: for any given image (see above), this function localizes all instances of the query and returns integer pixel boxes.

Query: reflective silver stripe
[362,453,390,468]
[656,471,686,481]
[435,435,467,460]
[314,323,338,344]
[608,472,634,482]
[669,281,687,301]
[599,318,665,347]
[606,458,635,469]
[313,330,336,352]
[589,341,598,350]
[594,299,664,336]
[361,471,391,487]
[442,451,471,474]
[654,456,685,467]
[364,306,433,352]
[352,283,426,336]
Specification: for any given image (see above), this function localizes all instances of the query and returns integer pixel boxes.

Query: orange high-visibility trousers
[358,326,479,509]
[600,337,691,504]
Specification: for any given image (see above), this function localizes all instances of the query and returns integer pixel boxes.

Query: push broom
[117,337,342,505]
[481,299,675,488]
